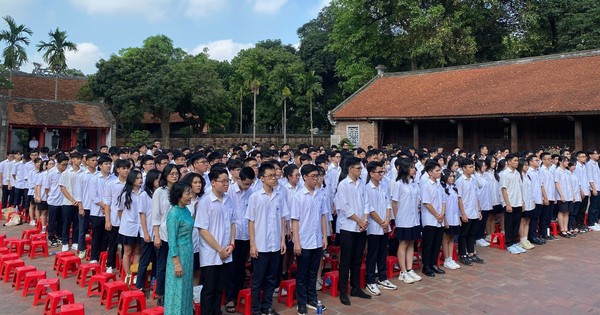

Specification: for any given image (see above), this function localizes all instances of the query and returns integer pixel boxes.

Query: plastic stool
[8,239,30,258]
[12,265,36,289]
[76,263,100,287]
[101,280,129,310]
[87,272,116,297]
[117,290,146,315]
[321,271,339,297]
[328,245,340,258]
[99,251,108,271]
[60,303,85,315]
[323,257,339,271]
[43,289,75,315]
[31,233,48,241]
[550,221,559,237]
[33,278,61,306]
[386,256,400,279]
[3,236,19,247]
[3,258,25,282]
[30,239,49,259]
[489,232,506,250]
[277,279,297,308]
[236,288,252,315]
[288,262,297,276]
[194,302,201,315]
[57,256,81,279]
[22,270,47,297]
[0,235,4,245]
[142,307,164,315]
[21,228,39,240]
[85,244,91,261]
[53,251,75,270]
[0,246,8,255]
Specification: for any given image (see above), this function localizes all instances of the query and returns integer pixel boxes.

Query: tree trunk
[283,99,287,144]
[253,92,257,142]
[8,69,12,98]
[239,86,243,134]
[54,74,58,100]
[160,112,171,148]
[310,97,313,145]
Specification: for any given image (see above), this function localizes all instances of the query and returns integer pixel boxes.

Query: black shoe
[459,255,473,266]
[157,296,164,306]
[339,293,351,305]
[471,254,485,264]
[307,301,326,311]
[422,266,436,277]
[530,238,543,245]
[350,288,371,299]
[537,237,546,244]
[541,235,552,241]
[431,265,446,274]
[261,308,280,315]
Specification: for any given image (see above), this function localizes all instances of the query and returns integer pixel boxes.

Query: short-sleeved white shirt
[366,181,391,235]
[138,191,154,240]
[290,185,327,249]
[500,168,524,207]
[245,188,287,253]
[554,167,573,201]
[522,173,535,211]
[118,189,143,237]
[456,175,479,219]
[575,162,589,196]
[228,182,252,241]
[444,185,460,226]
[392,179,420,228]
[46,168,64,206]
[335,177,369,232]
[421,179,445,227]
[540,165,555,201]
[186,197,201,253]
[527,168,543,205]
[196,191,234,266]
[475,172,491,211]
[569,171,581,202]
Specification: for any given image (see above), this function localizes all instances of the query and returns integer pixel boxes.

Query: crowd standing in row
[0,140,598,315]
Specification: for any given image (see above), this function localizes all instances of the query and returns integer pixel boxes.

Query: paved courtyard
[1,223,599,315]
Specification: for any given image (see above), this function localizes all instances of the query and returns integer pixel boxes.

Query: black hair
[159,164,177,187]
[441,169,458,195]
[169,181,191,206]
[154,154,169,166]
[474,159,485,173]
[226,158,243,171]
[56,153,69,164]
[257,163,275,178]
[113,159,131,176]
[239,167,256,181]
[423,160,440,174]
[314,154,328,166]
[366,161,384,183]
[338,156,361,183]
[283,164,299,180]
[460,158,475,168]
[143,169,161,198]
[516,158,527,180]
[484,156,499,181]
[118,169,141,210]
[496,159,506,179]
[396,159,414,184]
[300,164,319,177]
[208,168,228,182]
[181,172,206,199]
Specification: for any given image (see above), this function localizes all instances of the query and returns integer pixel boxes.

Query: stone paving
[1,223,599,315]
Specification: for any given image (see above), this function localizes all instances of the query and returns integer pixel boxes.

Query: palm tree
[271,64,296,143]
[303,70,324,145]
[0,16,33,97]
[237,57,266,142]
[36,27,77,100]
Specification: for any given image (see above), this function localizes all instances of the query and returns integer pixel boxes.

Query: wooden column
[413,123,419,149]
[510,120,518,152]
[457,122,464,149]
[574,118,583,151]
[38,129,46,148]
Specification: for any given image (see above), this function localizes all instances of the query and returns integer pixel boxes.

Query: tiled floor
[1,223,599,315]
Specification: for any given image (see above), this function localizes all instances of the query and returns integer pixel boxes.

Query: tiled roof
[331,50,600,120]
[1,72,86,101]
[4,98,113,128]
[142,112,185,124]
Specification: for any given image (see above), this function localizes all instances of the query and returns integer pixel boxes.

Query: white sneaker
[450,260,461,269]
[590,225,600,231]
[377,279,397,290]
[316,281,322,291]
[89,260,98,264]
[399,272,414,284]
[366,283,381,296]
[272,288,279,297]
[41,227,46,234]
[484,235,491,242]
[61,245,69,252]
[71,243,78,251]
[407,269,422,282]
[507,245,520,255]
[29,220,36,226]
[515,244,526,253]
[106,266,113,273]
[78,250,86,259]
[443,260,459,270]
[476,239,489,247]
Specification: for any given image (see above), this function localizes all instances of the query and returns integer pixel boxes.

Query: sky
[1,0,330,74]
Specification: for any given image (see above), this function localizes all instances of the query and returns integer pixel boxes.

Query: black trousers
[89,216,109,261]
[539,203,554,237]
[12,188,26,211]
[295,247,322,310]
[155,240,169,296]
[48,205,61,241]
[576,196,589,227]
[459,219,479,255]
[106,226,120,269]
[2,185,13,208]
[61,205,79,245]
[135,240,156,290]
[339,230,366,293]
[251,251,280,314]
[77,209,91,251]
[225,239,250,302]
[504,206,522,246]
[366,234,388,284]
[528,204,542,239]
[422,226,443,267]
[201,263,231,315]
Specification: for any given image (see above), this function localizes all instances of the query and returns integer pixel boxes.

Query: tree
[302,70,323,145]
[63,68,85,77]
[0,65,13,89]
[270,63,301,143]
[36,27,78,100]
[233,48,266,141]
[0,15,33,96]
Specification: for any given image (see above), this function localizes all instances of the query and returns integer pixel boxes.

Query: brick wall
[334,121,379,148]
[1,72,86,101]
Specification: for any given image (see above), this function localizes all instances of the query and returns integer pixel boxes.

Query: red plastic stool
[87,272,116,297]
[85,244,91,261]
[194,302,201,315]
[43,289,75,315]
[31,233,48,241]
[328,245,340,258]
[60,303,85,315]
[413,252,422,269]
[236,288,252,315]
[30,239,49,259]
[57,256,81,279]
[321,271,339,297]
[117,289,146,315]
[99,251,108,271]
[359,263,366,288]
[142,307,164,315]
[151,281,158,299]
[101,280,129,310]
[33,278,61,306]
[386,256,400,279]
[0,253,18,269]
[76,263,100,287]
[8,239,30,257]
[3,236,18,247]
[0,235,5,245]
[22,270,47,297]
[0,246,8,255]
[288,262,297,276]
[550,221,559,237]
[489,232,506,250]
[323,256,339,271]
[2,258,25,282]
[21,228,39,240]
[12,265,36,289]
[53,251,75,270]
[277,279,297,308]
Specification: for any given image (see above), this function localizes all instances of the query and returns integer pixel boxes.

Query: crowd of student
[0,140,598,315]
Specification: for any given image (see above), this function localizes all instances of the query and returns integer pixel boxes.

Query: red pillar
[71,129,78,149]
[38,129,46,148]
[100,129,107,146]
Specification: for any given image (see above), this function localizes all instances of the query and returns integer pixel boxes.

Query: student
[335,157,371,305]
[60,152,82,252]
[420,161,446,276]
[117,170,143,285]
[483,156,502,241]
[554,156,574,237]
[136,169,160,291]
[456,159,485,265]
[88,156,114,263]
[519,159,535,249]
[364,161,397,296]
[27,158,42,226]
[585,149,600,231]
[474,159,491,247]
[197,168,235,315]
[574,151,590,232]
[568,161,581,235]
[0,151,16,210]
[539,153,557,239]
[526,155,546,245]
[314,165,333,291]
[291,164,330,315]
[246,164,286,315]
[441,169,461,270]
[103,159,131,272]
[501,154,526,254]
[46,154,69,246]
[180,172,206,286]
[34,160,51,233]
[392,159,422,283]
[75,152,99,259]
[224,167,255,312]
[11,152,25,212]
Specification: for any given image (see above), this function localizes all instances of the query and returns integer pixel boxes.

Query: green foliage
[126,130,153,147]
[36,27,77,73]
[0,65,13,89]
[64,68,85,77]
[339,137,354,150]
[0,15,33,70]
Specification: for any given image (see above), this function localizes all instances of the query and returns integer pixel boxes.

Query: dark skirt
[521,209,533,218]
[444,225,460,236]
[491,204,504,214]
[37,201,48,211]
[557,201,572,213]
[193,252,200,271]
[119,234,141,245]
[395,226,422,241]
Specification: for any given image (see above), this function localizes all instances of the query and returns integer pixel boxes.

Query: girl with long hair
[135,169,161,290]
[441,169,460,269]
[117,169,144,285]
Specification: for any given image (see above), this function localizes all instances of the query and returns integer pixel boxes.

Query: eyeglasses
[214,179,230,184]
[306,174,319,179]
[372,170,386,175]
[169,172,179,177]
[262,174,276,179]
[59,163,68,167]
[353,166,363,171]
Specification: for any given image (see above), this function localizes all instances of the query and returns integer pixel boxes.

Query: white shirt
[196,191,234,266]
[186,197,201,253]
[228,182,252,241]
[0,160,14,185]
[151,187,171,242]
[586,159,600,192]
[12,161,26,189]
[474,172,492,211]
[456,174,480,219]
[569,171,582,202]
[527,168,543,205]
[60,166,83,206]
[245,188,287,252]
[335,177,369,232]
[46,168,64,206]
[554,167,573,202]
[139,190,154,240]
[117,188,143,237]
[500,168,524,208]
[421,178,445,227]
[540,165,555,201]
[366,180,391,235]
[444,185,460,226]
[290,185,327,249]
[90,173,114,217]
[75,168,98,210]
[36,171,49,202]
[521,172,535,211]
[391,179,420,228]
[484,171,501,206]
[575,162,589,196]
[104,178,125,227]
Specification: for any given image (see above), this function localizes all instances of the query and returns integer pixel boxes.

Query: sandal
[225,301,236,313]
[559,232,570,238]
